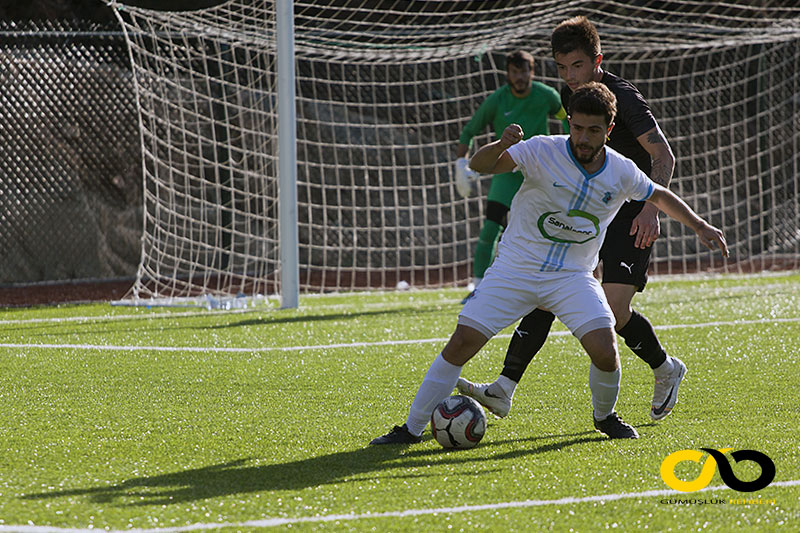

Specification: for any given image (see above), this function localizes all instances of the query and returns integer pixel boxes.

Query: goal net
[110,0,800,305]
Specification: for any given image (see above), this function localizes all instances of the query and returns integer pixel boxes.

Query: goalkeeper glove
[454,157,478,198]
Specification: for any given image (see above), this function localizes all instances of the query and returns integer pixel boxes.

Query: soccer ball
[430,395,487,449]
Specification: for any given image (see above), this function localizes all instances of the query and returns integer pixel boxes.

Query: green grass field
[1,273,799,531]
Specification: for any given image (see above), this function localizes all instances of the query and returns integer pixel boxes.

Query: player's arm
[546,85,568,133]
[454,97,496,196]
[553,106,569,133]
[638,124,675,189]
[646,184,728,257]
[631,124,675,248]
[458,93,497,153]
[469,124,523,175]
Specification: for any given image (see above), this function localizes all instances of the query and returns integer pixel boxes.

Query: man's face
[507,62,533,96]
[554,49,600,92]
[568,112,612,165]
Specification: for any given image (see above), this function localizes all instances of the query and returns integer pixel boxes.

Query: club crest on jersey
[602,192,613,204]
[537,209,600,244]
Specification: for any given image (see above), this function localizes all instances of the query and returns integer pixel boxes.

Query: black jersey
[560,71,657,176]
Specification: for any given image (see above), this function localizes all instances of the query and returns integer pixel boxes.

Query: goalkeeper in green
[455,50,567,302]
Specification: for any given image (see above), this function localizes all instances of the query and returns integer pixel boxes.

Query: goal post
[277,0,298,309]
[109,1,800,307]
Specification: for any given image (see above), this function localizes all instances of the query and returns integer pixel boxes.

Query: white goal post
[276,0,298,308]
[109,0,800,308]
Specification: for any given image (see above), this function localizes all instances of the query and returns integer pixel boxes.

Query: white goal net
[110,0,800,305]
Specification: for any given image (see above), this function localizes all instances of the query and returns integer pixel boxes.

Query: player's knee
[602,285,635,326]
[579,328,619,371]
[592,349,619,372]
[609,302,632,330]
[442,325,487,365]
[519,308,556,331]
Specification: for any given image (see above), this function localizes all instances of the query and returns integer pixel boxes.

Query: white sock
[653,356,674,378]
[405,353,462,436]
[494,375,517,398]
[589,363,620,421]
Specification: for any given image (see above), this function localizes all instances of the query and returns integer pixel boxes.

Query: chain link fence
[0,21,141,285]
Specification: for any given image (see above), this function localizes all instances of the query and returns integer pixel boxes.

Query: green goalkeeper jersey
[459,81,566,147]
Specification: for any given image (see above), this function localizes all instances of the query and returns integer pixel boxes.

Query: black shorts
[599,201,652,291]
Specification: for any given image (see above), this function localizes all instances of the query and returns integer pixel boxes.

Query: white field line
[0,296,476,327]
[0,317,798,354]
[0,307,259,326]
[0,299,432,326]
[0,299,451,327]
[0,479,798,533]
[1,278,796,327]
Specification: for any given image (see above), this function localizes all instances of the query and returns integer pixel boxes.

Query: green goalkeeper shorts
[486,171,524,208]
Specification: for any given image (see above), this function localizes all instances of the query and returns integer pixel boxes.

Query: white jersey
[502,135,654,273]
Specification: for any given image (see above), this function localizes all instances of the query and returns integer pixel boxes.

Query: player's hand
[454,157,478,198]
[499,124,523,149]
[629,202,661,248]
[696,223,729,257]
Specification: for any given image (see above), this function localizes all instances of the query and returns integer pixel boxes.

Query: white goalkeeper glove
[454,157,478,198]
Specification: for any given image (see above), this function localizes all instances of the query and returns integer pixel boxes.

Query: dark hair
[569,82,617,125]
[551,16,601,58]
[505,50,535,71]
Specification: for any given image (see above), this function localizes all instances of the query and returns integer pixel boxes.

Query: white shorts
[459,261,615,340]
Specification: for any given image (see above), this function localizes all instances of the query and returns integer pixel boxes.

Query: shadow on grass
[22,305,451,338]
[23,430,606,506]
[205,305,447,330]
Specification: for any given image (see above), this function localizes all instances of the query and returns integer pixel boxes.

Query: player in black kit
[458,16,688,425]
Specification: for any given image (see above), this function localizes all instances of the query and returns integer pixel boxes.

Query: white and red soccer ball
[430,395,487,449]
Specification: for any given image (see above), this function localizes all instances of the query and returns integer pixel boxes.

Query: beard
[569,138,604,165]
[508,78,530,96]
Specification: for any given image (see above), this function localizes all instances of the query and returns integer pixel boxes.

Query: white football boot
[651,356,688,421]
[456,378,512,418]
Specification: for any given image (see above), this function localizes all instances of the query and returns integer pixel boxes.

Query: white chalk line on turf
[2,279,796,327]
[1,479,798,532]
[0,299,413,326]
[0,307,258,326]
[0,295,476,327]
[0,317,798,354]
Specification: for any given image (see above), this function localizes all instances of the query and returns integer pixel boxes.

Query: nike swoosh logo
[484,390,503,399]
[652,386,676,416]
[552,182,566,188]
[504,111,513,116]
[652,365,686,416]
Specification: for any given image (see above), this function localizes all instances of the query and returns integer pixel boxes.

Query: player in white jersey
[497,135,653,274]
[371,83,727,444]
